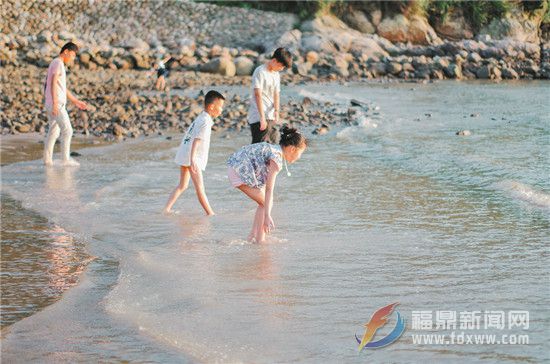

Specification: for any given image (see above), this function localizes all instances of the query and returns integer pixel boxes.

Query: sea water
[1,81,549,363]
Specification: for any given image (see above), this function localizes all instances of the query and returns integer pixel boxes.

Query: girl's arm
[162,55,172,63]
[263,159,281,232]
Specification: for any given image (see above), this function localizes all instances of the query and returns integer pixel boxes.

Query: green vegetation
[427,1,512,30]
[196,0,548,30]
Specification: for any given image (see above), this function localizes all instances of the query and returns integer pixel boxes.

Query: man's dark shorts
[250,120,279,144]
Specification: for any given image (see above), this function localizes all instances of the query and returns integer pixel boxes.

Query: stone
[378,15,439,45]
[476,65,491,79]
[301,34,336,53]
[276,29,302,51]
[387,62,403,75]
[434,8,474,40]
[479,6,546,44]
[129,94,139,105]
[200,56,236,76]
[501,66,519,79]
[444,63,463,79]
[344,10,375,34]
[15,124,31,133]
[332,54,349,77]
[468,52,482,63]
[370,10,383,27]
[234,56,255,76]
[312,124,329,135]
[294,61,312,76]
[456,130,472,136]
[305,51,319,64]
[113,123,127,137]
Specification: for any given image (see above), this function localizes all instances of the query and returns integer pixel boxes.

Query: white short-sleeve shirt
[247,64,280,124]
[174,111,213,171]
[45,58,67,108]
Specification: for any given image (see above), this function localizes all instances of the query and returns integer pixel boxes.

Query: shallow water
[1,81,549,363]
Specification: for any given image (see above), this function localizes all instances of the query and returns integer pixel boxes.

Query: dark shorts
[157,68,169,78]
[250,120,279,144]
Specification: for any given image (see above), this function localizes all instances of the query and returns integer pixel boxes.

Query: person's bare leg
[238,185,266,242]
[237,185,265,206]
[255,206,267,243]
[248,206,263,241]
[163,166,190,213]
[190,168,214,215]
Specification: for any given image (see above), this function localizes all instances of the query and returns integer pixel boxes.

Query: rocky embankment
[0,64,358,138]
[1,0,548,137]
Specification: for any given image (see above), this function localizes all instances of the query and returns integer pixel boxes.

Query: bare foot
[61,158,80,167]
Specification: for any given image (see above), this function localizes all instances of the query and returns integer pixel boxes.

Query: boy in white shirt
[163,90,225,215]
[248,47,292,144]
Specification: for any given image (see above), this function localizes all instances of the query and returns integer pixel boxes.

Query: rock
[37,30,52,43]
[113,124,127,137]
[312,124,329,135]
[476,65,502,80]
[301,34,336,53]
[387,62,403,75]
[456,130,471,136]
[370,62,387,76]
[468,52,482,63]
[275,29,302,51]
[200,56,236,76]
[79,52,91,66]
[377,15,409,43]
[444,63,463,79]
[294,61,312,76]
[350,37,389,60]
[209,45,223,57]
[130,52,151,69]
[302,97,312,106]
[70,151,81,157]
[492,66,502,80]
[129,94,139,104]
[343,9,375,34]
[370,10,383,27]
[434,8,474,40]
[332,54,349,77]
[305,50,319,64]
[15,124,31,133]
[378,15,439,45]
[301,15,355,52]
[501,66,519,79]
[234,56,255,76]
[123,38,150,52]
[479,6,547,44]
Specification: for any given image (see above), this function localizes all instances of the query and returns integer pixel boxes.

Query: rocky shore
[0,64,358,139]
[1,0,548,137]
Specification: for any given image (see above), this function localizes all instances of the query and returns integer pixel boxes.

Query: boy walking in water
[248,47,292,144]
[43,42,88,166]
[163,90,226,215]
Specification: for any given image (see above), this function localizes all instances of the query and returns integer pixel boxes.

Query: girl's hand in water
[264,215,275,233]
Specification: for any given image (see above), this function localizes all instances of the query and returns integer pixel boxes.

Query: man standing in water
[43,42,88,166]
[248,47,292,144]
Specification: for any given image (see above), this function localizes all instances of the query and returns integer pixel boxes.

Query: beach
[1,81,549,362]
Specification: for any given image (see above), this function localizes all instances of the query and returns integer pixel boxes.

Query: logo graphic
[356,302,406,351]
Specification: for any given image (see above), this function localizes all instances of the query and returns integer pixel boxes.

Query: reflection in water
[1,166,90,329]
